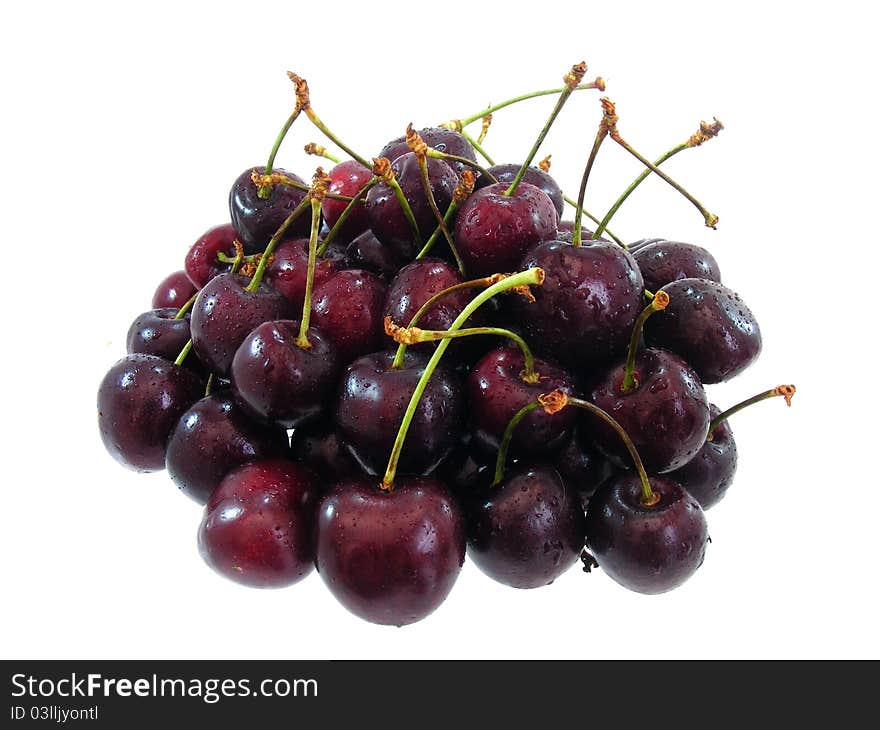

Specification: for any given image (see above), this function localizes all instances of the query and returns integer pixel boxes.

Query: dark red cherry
[126,308,193,365]
[184,223,239,288]
[645,278,762,384]
[585,474,708,594]
[190,273,293,376]
[555,220,603,244]
[290,421,362,483]
[378,126,476,174]
[315,476,465,626]
[311,269,387,362]
[166,392,289,504]
[466,465,585,589]
[365,152,458,260]
[334,350,463,476]
[264,238,345,310]
[97,354,203,472]
[513,240,644,369]
[467,347,576,456]
[321,160,372,241]
[632,240,721,293]
[344,229,403,281]
[231,321,340,428]
[555,425,615,508]
[454,182,557,277]
[588,347,710,473]
[229,166,310,254]
[198,458,319,588]
[152,270,196,309]
[476,164,564,219]
[670,405,737,510]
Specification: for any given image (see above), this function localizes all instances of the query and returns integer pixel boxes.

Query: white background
[1,1,876,659]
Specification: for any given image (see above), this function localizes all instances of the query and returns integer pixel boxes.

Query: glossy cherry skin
[321,160,372,241]
[184,223,239,288]
[230,321,340,429]
[198,458,319,588]
[334,350,464,476]
[555,221,606,244]
[555,425,616,508]
[315,476,466,626]
[378,127,476,175]
[97,354,203,472]
[152,270,196,309]
[585,474,708,594]
[467,465,585,589]
[365,153,458,260]
[229,166,310,253]
[126,308,193,365]
[632,240,721,294]
[476,164,564,219]
[627,237,666,252]
[344,229,403,281]
[645,278,762,384]
[670,405,737,510]
[454,182,557,277]
[190,273,294,377]
[467,347,576,456]
[513,240,644,370]
[311,269,387,363]
[264,238,346,310]
[165,392,289,504]
[588,347,710,473]
[290,421,362,483]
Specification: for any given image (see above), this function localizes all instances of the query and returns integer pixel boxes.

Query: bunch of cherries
[98,64,795,626]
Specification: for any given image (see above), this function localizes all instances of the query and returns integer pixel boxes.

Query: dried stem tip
[287,71,310,109]
[653,290,670,310]
[539,389,569,414]
[592,77,607,92]
[600,97,619,135]
[453,169,476,202]
[564,62,588,89]
[538,155,552,172]
[371,157,395,185]
[405,123,428,157]
[439,119,463,132]
[309,167,331,201]
[384,316,424,345]
[688,118,725,148]
[304,142,329,157]
[776,384,797,406]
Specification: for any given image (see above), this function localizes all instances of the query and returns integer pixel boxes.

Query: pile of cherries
[98,64,794,626]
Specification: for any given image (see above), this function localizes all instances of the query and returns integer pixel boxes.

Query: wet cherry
[322,159,372,241]
[229,166,311,253]
[632,240,721,293]
[184,223,239,288]
[152,270,196,310]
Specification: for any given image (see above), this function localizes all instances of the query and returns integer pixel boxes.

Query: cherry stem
[204,373,215,398]
[244,195,310,293]
[492,400,543,486]
[381,267,545,490]
[708,385,796,439]
[295,198,323,350]
[425,148,498,183]
[620,291,670,393]
[304,107,371,169]
[304,142,341,164]
[562,196,623,246]
[259,105,304,197]
[461,130,495,165]
[316,177,379,256]
[572,114,611,247]
[174,292,197,320]
[257,172,358,202]
[415,198,461,260]
[173,339,193,367]
[414,154,465,275]
[217,252,259,264]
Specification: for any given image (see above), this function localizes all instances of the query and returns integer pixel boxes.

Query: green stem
[295,198,323,350]
[387,176,424,249]
[174,292,197,319]
[204,373,216,397]
[217,252,259,265]
[708,385,796,439]
[174,339,193,367]
[492,400,543,486]
[316,177,379,256]
[457,81,602,127]
[620,292,670,394]
[425,149,498,183]
[381,268,544,490]
[415,155,464,274]
[462,130,495,165]
[415,199,460,261]
[271,175,357,202]
[259,106,304,197]
[572,124,609,247]
[304,108,371,169]
[245,196,310,293]
[562,196,623,246]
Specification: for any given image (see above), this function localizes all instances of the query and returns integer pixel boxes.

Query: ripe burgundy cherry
[229,167,311,253]
[645,278,762,383]
[321,160,372,241]
[190,272,293,376]
[314,477,466,626]
[97,354,203,472]
[476,163,564,219]
[454,182,557,276]
[126,308,194,365]
[632,240,722,293]
[586,474,709,594]
[152,270,196,309]
[466,465,585,589]
[344,229,402,280]
[165,392,289,504]
[184,223,239,288]
[264,237,345,309]
[378,126,476,174]
[198,458,319,588]
[334,350,463,475]
[671,404,737,510]
[310,269,386,362]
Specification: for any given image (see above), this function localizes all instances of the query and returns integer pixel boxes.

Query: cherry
[475,163,564,219]
[437,433,498,502]
[165,392,289,504]
[632,240,721,293]
[645,278,762,384]
[152,270,196,310]
[466,465,585,589]
[671,404,736,510]
[467,346,576,456]
[454,182,557,277]
[513,240,644,369]
[321,160,372,241]
[198,458,319,588]
[229,167,310,253]
[230,320,340,428]
[190,272,293,376]
[334,350,463,476]
[264,238,345,310]
[126,308,195,367]
[184,223,239,288]
[314,476,465,626]
[556,220,605,244]
[365,153,458,260]
[585,474,708,594]
[344,229,403,281]
[97,354,203,472]
[378,126,476,175]
[554,425,615,507]
[311,269,387,362]
[290,421,361,483]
